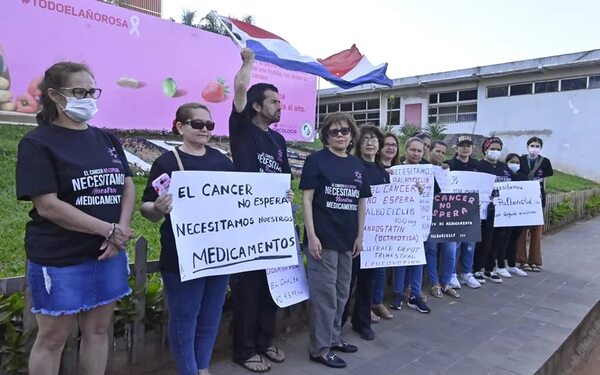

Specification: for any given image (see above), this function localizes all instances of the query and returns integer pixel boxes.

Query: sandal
[521,264,533,272]
[259,346,286,363]
[237,354,271,373]
[531,265,542,272]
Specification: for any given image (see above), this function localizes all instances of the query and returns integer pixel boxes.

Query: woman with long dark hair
[16,62,135,375]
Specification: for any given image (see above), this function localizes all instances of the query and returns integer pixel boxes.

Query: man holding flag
[228,47,291,373]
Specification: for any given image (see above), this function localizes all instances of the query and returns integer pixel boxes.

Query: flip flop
[237,355,271,373]
[259,346,286,363]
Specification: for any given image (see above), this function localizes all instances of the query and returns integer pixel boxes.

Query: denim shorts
[27,251,131,316]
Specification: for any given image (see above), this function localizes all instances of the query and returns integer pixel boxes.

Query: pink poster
[0,0,317,141]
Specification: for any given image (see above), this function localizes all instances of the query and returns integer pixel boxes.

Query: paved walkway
[149,218,600,375]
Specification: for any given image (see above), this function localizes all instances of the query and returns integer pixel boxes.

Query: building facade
[318,49,600,181]
[100,0,161,17]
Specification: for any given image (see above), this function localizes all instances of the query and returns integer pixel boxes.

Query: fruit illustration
[0,44,15,112]
[27,76,43,98]
[201,78,228,103]
[163,77,177,97]
[15,94,39,113]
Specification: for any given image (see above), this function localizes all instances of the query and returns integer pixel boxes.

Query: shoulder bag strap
[172,148,185,171]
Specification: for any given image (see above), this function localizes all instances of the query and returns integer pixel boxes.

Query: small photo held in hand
[151,173,171,196]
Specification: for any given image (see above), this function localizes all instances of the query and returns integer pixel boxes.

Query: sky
[162,0,600,80]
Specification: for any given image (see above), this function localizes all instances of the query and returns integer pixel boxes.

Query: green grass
[545,171,600,194]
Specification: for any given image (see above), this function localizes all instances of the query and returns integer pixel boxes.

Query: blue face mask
[508,163,520,173]
[486,150,501,161]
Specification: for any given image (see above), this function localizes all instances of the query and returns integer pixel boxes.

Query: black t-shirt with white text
[16,125,132,266]
[229,106,291,174]
[300,149,372,252]
[141,147,235,273]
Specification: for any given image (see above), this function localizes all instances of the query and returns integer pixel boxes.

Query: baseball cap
[456,135,473,146]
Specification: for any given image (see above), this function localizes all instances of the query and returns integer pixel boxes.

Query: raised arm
[233,48,255,113]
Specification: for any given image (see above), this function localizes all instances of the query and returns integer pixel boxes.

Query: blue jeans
[162,272,229,374]
[453,242,475,274]
[392,265,423,298]
[372,268,386,304]
[425,241,457,286]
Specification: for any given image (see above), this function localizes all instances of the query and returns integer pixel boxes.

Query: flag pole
[209,11,245,49]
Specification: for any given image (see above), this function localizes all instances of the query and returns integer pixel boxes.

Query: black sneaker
[352,326,375,341]
[309,351,347,368]
[473,271,486,284]
[389,293,403,310]
[407,296,431,313]
[331,339,358,353]
[484,271,502,284]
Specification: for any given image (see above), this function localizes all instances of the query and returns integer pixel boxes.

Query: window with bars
[488,74,600,98]
[428,89,477,124]
[317,99,381,126]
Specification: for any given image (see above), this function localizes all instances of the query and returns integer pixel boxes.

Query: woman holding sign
[140,103,235,375]
[342,124,390,341]
[389,137,431,314]
[301,112,371,368]
[473,137,513,284]
[16,62,135,375]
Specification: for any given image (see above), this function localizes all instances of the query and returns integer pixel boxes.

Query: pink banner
[0,0,317,141]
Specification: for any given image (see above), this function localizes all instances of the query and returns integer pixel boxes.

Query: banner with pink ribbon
[0,0,317,141]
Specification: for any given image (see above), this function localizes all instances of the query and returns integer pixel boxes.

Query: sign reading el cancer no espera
[169,171,298,281]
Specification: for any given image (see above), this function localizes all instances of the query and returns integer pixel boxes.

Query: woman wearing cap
[472,137,513,284]
[301,112,371,369]
[370,133,400,321]
[517,137,553,272]
[446,135,482,289]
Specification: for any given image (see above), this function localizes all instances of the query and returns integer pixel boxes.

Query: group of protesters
[15,48,552,375]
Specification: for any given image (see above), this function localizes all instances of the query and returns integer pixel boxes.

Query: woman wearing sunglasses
[16,62,135,375]
[140,103,235,375]
[301,112,371,369]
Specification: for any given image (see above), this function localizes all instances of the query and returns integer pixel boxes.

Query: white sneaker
[459,273,482,289]
[449,273,461,289]
[507,266,528,277]
[496,268,512,278]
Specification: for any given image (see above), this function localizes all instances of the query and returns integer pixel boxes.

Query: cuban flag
[219,16,393,89]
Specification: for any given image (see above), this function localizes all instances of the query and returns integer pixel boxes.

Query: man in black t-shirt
[229,48,290,372]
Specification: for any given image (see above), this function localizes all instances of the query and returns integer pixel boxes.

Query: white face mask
[508,163,520,173]
[486,150,501,161]
[528,146,541,158]
[58,93,98,122]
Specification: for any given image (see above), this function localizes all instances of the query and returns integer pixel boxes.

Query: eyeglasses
[327,127,351,137]
[60,87,102,99]
[361,137,379,145]
[184,119,215,131]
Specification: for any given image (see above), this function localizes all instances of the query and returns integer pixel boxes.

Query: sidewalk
[153,218,600,375]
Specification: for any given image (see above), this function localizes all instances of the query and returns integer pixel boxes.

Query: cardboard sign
[449,171,497,220]
[433,165,451,193]
[429,193,481,242]
[390,164,434,238]
[361,182,425,268]
[266,235,309,308]
[493,181,544,227]
[169,171,298,281]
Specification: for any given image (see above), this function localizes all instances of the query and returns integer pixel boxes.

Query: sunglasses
[60,87,102,99]
[327,127,351,137]
[184,119,215,131]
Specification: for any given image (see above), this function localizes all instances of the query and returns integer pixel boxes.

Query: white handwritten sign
[169,171,298,281]
[449,171,497,220]
[390,164,434,238]
[266,236,309,308]
[433,165,451,193]
[493,181,544,227]
[361,182,425,268]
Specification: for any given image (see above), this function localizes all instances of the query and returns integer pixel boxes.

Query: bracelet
[106,223,116,241]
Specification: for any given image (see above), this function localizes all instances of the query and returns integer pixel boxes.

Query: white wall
[475,88,600,181]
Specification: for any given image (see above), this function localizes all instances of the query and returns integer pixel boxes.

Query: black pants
[230,270,278,362]
[341,256,375,331]
[505,227,525,268]
[474,205,511,272]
